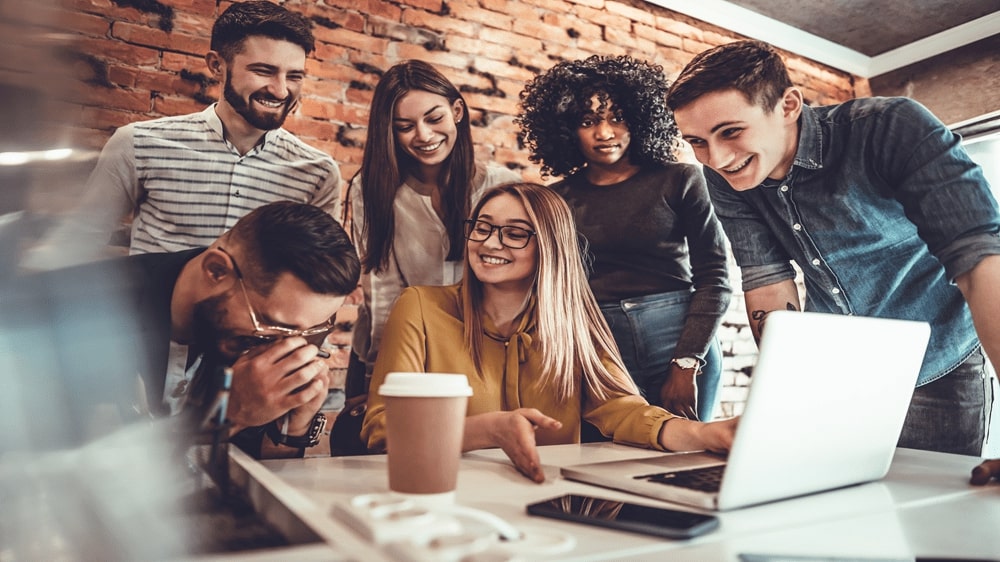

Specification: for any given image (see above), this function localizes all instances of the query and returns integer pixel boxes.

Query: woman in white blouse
[347,60,520,394]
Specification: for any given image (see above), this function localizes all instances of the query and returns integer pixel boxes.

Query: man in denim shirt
[666,40,999,457]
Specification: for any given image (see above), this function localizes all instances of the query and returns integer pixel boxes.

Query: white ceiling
[649,0,1000,78]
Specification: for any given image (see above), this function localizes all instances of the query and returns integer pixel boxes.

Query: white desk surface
[258,444,1000,561]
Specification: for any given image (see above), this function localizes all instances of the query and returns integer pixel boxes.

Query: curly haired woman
[516,55,731,422]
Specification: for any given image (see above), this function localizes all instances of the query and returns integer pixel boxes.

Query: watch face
[674,358,699,369]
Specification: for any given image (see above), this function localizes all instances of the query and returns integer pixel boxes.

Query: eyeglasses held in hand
[217,247,335,352]
[464,219,536,249]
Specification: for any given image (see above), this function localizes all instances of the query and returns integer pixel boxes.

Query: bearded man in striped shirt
[31,1,341,264]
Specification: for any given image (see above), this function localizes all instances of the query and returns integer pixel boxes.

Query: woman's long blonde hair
[461,183,638,401]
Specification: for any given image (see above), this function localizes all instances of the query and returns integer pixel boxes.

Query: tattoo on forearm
[751,302,798,335]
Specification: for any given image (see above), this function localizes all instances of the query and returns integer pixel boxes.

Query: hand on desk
[224,337,331,435]
[464,408,562,484]
[970,458,1000,485]
[463,410,738,484]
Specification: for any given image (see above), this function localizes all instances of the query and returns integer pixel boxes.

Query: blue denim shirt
[705,97,1000,385]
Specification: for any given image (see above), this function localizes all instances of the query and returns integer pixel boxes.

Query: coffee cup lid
[378,372,473,398]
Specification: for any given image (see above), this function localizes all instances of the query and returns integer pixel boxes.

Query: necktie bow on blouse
[483,297,536,410]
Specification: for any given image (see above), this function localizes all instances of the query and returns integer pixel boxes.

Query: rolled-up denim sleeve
[740,263,797,292]
[937,231,1000,282]
[875,98,1000,281]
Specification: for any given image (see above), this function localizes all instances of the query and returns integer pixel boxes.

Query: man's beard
[191,292,242,366]
[184,293,243,424]
[223,70,295,131]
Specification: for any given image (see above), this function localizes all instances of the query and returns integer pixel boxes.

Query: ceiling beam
[867,12,1000,76]
[648,0,1000,78]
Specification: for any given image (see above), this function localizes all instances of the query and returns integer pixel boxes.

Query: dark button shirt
[705,98,1000,385]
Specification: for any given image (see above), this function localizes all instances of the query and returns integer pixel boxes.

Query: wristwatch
[671,357,701,372]
[267,412,327,448]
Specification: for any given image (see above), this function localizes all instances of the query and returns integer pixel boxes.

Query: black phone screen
[526,494,719,539]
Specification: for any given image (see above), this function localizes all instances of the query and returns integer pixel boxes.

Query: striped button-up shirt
[58,104,341,256]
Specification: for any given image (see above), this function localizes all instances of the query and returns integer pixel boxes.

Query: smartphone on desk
[526,494,719,539]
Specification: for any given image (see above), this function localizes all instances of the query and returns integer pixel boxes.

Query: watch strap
[267,412,327,448]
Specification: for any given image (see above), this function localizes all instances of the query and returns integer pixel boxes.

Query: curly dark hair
[516,55,679,179]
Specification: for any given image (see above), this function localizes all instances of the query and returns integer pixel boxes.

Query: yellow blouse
[361,283,675,452]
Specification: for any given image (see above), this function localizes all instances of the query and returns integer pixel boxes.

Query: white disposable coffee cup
[378,372,473,506]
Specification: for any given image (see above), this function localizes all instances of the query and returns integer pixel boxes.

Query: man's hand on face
[225,336,330,433]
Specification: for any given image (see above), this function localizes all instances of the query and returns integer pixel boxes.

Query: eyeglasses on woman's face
[463,219,536,249]
[217,247,334,353]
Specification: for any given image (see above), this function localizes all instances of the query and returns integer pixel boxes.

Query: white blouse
[349,162,521,373]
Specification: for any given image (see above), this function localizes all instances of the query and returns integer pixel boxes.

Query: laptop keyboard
[635,464,726,493]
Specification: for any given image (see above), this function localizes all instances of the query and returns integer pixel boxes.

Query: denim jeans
[898,347,994,456]
[599,290,723,421]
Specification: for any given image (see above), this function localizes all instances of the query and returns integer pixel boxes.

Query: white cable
[436,504,523,541]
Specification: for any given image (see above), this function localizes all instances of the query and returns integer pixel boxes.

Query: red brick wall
[28,0,860,185]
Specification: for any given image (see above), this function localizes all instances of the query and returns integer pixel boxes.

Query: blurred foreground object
[0,422,192,560]
[0,210,197,559]
[0,0,106,273]
[0,226,292,557]
[0,1,187,558]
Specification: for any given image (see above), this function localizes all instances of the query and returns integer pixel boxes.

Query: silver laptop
[563,311,931,511]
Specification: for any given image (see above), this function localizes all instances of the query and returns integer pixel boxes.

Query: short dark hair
[229,202,360,297]
[210,1,315,61]
[667,40,793,113]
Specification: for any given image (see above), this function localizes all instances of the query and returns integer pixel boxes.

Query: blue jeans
[599,290,723,421]
[898,347,993,456]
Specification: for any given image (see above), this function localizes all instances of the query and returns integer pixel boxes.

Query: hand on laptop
[464,408,562,483]
[970,458,1000,485]
[660,416,739,453]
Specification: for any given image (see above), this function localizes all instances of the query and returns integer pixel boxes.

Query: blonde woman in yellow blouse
[361,183,737,482]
